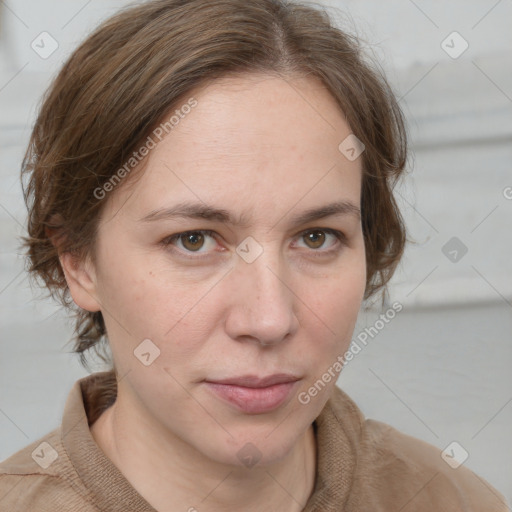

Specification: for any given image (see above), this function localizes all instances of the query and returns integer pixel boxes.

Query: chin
[201,426,306,469]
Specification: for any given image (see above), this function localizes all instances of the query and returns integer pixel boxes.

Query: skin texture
[60,73,367,512]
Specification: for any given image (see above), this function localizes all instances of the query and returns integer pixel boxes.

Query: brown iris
[303,230,325,249]
[181,232,205,252]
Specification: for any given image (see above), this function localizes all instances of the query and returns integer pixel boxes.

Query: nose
[224,249,300,347]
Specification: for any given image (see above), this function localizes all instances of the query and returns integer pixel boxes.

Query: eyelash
[161,228,347,260]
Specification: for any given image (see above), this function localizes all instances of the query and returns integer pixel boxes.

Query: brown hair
[21,0,408,381]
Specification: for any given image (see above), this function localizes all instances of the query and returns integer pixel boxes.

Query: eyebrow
[139,200,361,228]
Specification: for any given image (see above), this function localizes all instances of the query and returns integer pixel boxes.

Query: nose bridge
[241,241,289,307]
[228,242,298,344]
[247,251,286,300]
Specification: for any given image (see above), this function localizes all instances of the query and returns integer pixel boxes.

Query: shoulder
[0,428,96,512]
[352,418,508,511]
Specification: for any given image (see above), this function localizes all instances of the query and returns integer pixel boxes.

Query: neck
[90,386,317,512]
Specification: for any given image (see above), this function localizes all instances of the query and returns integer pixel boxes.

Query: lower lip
[205,381,298,414]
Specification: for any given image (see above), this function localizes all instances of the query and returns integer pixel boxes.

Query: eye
[295,228,347,254]
[162,230,218,254]
[161,227,347,259]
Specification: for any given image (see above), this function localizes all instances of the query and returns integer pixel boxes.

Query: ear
[59,251,102,312]
[45,216,102,313]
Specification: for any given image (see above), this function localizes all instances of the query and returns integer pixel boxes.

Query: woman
[0,0,507,510]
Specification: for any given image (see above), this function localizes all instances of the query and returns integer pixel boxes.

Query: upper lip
[205,374,301,388]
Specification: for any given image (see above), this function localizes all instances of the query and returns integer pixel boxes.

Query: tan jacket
[0,372,508,511]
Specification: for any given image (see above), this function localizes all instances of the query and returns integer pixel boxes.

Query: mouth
[204,374,301,414]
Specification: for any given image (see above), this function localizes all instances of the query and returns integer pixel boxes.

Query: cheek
[306,259,365,325]
[94,252,215,369]
[95,244,174,323]
[299,261,366,363]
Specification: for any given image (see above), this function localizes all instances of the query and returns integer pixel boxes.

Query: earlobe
[59,252,102,312]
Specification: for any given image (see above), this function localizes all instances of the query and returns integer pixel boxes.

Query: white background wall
[0,0,511,505]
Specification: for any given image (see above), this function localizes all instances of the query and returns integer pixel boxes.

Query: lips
[207,374,300,388]
[204,374,301,414]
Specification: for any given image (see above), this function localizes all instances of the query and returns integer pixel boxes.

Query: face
[70,73,366,467]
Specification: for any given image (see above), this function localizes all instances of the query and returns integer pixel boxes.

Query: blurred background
[0,0,511,504]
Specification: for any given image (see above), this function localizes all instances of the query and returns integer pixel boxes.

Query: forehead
[174,73,353,156]
[104,73,363,224]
